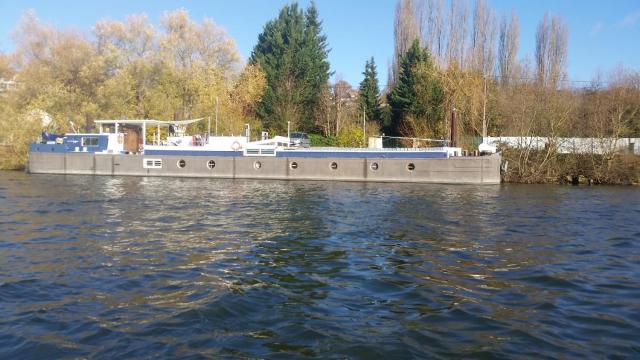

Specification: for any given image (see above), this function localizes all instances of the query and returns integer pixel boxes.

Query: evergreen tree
[387,39,444,137]
[250,2,331,134]
[358,57,382,126]
[302,3,331,130]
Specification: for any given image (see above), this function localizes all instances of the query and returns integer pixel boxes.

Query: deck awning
[94,118,205,146]
[94,118,204,127]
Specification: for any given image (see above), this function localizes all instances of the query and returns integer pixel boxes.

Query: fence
[485,136,640,155]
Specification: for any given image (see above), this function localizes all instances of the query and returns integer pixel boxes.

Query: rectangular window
[143,158,162,169]
[81,137,99,146]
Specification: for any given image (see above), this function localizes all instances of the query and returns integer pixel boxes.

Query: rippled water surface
[1,171,639,359]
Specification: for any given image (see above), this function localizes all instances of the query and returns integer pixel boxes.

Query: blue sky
[1,0,639,86]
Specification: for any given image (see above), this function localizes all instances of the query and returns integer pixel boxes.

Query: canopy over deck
[95,118,204,146]
[94,118,204,127]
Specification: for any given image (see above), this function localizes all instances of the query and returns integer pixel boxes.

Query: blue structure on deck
[276,150,448,159]
[142,149,448,158]
[30,134,110,153]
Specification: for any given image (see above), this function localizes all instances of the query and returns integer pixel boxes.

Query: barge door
[123,128,140,154]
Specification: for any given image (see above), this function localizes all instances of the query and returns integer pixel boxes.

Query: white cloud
[619,11,640,28]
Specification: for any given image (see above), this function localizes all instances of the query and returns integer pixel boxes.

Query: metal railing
[375,136,451,148]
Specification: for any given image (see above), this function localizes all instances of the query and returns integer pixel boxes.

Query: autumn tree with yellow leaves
[0,9,266,168]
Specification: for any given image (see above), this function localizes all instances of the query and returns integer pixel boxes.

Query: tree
[11,10,104,132]
[0,8,271,170]
[93,14,159,118]
[393,0,420,83]
[0,52,14,79]
[157,9,241,120]
[331,78,353,136]
[498,10,519,85]
[302,3,331,130]
[469,0,497,76]
[535,12,568,89]
[387,39,444,137]
[418,0,446,65]
[250,2,331,134]
[446,0,469,69]
[359,57,382,126]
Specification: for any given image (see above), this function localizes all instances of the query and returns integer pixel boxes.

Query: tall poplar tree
[358,57,382,125]
[250,2,330,134]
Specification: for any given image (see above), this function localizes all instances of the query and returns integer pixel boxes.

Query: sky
[1,0,639,86]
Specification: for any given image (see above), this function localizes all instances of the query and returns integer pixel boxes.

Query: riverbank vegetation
[0,9,267,168]
[1,1,638,183]
[387,0,639,184]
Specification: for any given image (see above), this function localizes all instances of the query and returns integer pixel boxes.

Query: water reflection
[1,171,639,358]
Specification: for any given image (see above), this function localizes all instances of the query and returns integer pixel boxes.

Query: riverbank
[501,149,640,185]
[0,145,22,170]
[0,145,11,168]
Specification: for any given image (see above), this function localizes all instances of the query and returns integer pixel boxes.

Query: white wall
[486,137,640,155]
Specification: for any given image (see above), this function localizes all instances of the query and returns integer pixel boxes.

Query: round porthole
[370,162,379,171]
[254,161,262,170]
[177,159,186,168]
[290,162,298,169]
[330,162,338,170]
[207,160,216,169]
[407,163,415,171]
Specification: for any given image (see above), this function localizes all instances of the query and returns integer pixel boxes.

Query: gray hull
[28,152,502,184]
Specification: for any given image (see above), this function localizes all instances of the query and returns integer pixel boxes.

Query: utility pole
[482,76,487,141]
[451,108,458,148]
[215,96,219,136]
[363,108,366,148]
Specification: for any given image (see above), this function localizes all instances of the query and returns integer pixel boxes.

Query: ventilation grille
[143,158,163,168]
[245,148,276,156]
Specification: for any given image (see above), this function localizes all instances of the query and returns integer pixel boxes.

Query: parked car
[289,132,310,148]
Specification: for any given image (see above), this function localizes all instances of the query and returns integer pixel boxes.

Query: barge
[28,119,502,184]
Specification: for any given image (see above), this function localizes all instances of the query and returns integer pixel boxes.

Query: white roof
[94,118,204,126]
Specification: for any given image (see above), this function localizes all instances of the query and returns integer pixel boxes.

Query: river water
[1,170,639,359]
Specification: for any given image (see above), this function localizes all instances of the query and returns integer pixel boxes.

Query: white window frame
[81,137,99,147]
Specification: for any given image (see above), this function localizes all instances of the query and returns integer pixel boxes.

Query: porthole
[370,162,379,171]
[290,162,298,169]
[254,161,262,170]
[330,162,338,170]
[407,163,415,171]
[207,160,216,169]
[177,159,186,168]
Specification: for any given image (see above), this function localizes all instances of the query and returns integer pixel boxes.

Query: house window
[82,137,98,146]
